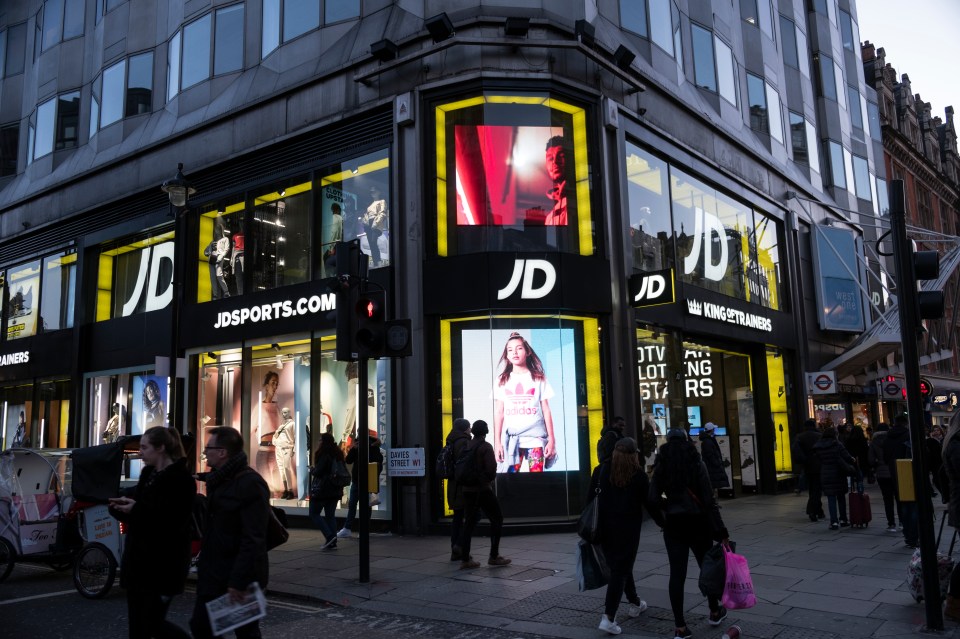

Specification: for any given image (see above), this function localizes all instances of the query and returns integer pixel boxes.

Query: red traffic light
[919,377,934,399]
[355,296,383,320]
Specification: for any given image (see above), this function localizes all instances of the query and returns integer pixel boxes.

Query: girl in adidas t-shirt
[493,332,557,473]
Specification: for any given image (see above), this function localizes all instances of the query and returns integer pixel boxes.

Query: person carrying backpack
[456,420,511,569]
[445,418,476,561]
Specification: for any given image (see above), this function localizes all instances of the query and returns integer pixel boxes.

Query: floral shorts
[508,447,544,473]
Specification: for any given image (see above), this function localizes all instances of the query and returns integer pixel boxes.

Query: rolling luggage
[848,477,872,528]
[907,511,957,602]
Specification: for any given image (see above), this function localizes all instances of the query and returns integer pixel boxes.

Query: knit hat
[666,428,688,441]
[453,418,471,433]
[614,437,638,454]
[472,420,489,437]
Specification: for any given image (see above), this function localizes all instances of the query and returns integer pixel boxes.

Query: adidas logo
[686,299,702,316]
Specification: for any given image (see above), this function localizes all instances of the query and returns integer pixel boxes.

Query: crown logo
[687,299,702,316]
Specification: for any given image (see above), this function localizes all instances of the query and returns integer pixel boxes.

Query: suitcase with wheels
[848,476,872,528]
[907,511,957,602]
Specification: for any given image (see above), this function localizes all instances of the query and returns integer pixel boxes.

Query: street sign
[806,371,836,395]
[386,447,425,477]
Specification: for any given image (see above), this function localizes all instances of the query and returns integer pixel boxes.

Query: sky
[856,0,960,120]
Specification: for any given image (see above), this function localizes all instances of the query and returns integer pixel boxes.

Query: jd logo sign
[683,207,728,281]
[121,243,174,316]
[497,259,557,300]
[629,269,674,307]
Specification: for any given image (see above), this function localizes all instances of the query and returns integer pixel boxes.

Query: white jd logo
[683,207,728,281]
[498,259,557,300]
[633,274,667,302]
[121,243,174,316]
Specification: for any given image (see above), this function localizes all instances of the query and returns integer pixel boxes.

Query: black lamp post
[161,163,195,433]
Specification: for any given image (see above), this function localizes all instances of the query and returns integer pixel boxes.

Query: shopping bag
[577,489,601,544]
[699,541,731,599]
[721,544,756,609]
[576,539,609,592]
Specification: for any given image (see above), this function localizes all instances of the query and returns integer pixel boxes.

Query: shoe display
[598,615,622,635]
[708,605,727,626]
[336,527,352,538]
[673,627,693,639]
[626,600,647,617]
[460,559,481,570]
[488,555,512,566]
[741,456,755,469]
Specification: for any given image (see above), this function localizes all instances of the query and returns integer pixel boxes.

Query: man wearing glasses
[190,427,270,639]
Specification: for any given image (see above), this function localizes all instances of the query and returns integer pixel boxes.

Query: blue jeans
[343,482,359,530]
[310,497,338,541]
[827,494,848,524]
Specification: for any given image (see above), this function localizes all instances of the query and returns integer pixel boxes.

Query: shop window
[214,4,244,75]
[434,93,595,257]
[167,32,181,101]
[5,259,42,340]
[440,316,602,518]
[1,379,70,449]
[250,177,311,291]
[96,230,175,321]
[197,348,243,441]
[0,123,18,176]
[197,200,246,302]
[319,148,391,273]
[624,142,672,273]
[125,52,153,117]
[752,212,782,310]
[40,250,76,331]
[182,15,212,90]
[87,370,162,476]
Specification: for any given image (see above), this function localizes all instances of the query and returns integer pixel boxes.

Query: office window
[853,155,871,201]
[620,0,648,36]
[867,101,881,142]
[55,91,79,150]
[806,120,820,175]
[789,112,807,164]
[848,86,864,135]
[747,73,767,134]
[283,0,319,42]
[89,96,99,138]
[0,31,5,79]
[100,59,125,127]
[624,142,672,273]
[325,0,359,22]
[214,4,244,75]
[41,251,77,331]
[167,32,181,101]
[182,15,211,89]
[0,124,19,176]
[839,10,854,50]
[42,0,65,51]
[740,0,758,26]
[251,177,312,291]
[843,147,855,196]
[814,0,836,24]
[34,98,56,159]
[5,23,26,76]
[834,62,845,109]
[26,124,34,166]
[741,0,773,39]
[262,0,280,58]
[757,0,773,39]
[818,54,836,101]
[125,53,152,117]
[766,83,783,143]
[63,0,83,39]
[106,0,124,10]
[781,16,799,68]
[876,177,889,216]
[860,94,870,140]
[692,24,716,92]
[650,0,674,57]
[715,37,737,106]
[827,141,845,188]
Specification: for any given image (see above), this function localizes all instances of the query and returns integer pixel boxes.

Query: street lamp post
[161,163,196,434]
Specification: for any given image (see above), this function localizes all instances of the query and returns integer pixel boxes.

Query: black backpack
[454,444,481,487]
[436,443,455,479]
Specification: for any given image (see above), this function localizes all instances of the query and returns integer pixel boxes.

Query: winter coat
[589,462,648,563]
[596,428,623,465]
[882,424,912,489]
[846,429,870,471]
[462,438,497,492]
[445,429,472,510]
[943,438,960,528]
[311,452,345,502]
[793,427,822,474]
[196,463,270,597]
[868,431,891,479]
[648,457,728,541]
[813,438,855,496]
[345,438,384,481]
[698,432,730,489]
[110,458,196,595]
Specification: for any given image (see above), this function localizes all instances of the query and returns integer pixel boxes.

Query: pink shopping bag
[721,543,757,609]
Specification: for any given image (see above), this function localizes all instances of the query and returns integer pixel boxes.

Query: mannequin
[103,403,122,443]
[362,187,387,266]
[273,407,296,500]
[215,225,232,298]
[231,221,245,295]
[11,411,25,448]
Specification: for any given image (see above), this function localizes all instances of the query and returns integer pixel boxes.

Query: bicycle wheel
[72,543,116,599]
[0,538,14,582]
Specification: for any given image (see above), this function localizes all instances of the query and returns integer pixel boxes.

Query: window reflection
[283,0,319,42]
[182,14,211,89]
[625,143,671,272]
[251,178,311,291]
[40,250,76,331]
[126,53,152,117]
[214,4,244,75]
[56,91,79,150]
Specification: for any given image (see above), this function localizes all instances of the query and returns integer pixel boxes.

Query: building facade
[0,0,910,529]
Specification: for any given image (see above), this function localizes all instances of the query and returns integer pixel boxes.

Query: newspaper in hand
[205,582,267,635]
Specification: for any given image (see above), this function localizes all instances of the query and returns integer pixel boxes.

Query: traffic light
[354,290,386,359]
[913,248,945,320]
[333,240,365,362]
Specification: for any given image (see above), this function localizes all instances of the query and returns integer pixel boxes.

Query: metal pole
[169,204,184,433]
[890,179,942,629]
[358,357,370,583]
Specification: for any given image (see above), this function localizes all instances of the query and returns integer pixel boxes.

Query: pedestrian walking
[792,419,825,522]
[337,429,384,538]
[597,415,626,465]
[108,426,195,639]
[941,412,960,620]
[813,426,855,530]
[698,422,729,496]
[590,437,649,635]
[884,415,918,548]
[846,425,870,478]
[648,428,729,639]
[190,426,270,639]
[310,432,345,550]
[868,422,898,531]
[446,418,476,561]
[457,420,511,569]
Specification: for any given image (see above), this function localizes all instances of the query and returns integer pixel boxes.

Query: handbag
[577,488,601,544]
[698,541,731,599]
[266,506,289,550]
[576,539,610,592]
[721,543,756,609]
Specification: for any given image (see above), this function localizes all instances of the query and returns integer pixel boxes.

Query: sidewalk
[268,488,960,638]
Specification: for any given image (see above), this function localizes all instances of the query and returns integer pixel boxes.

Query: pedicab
[0,437,134,598]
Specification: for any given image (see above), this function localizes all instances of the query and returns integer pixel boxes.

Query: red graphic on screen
[454,125,570,226]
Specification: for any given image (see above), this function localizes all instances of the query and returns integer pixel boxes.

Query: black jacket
[345,438,384,481]
[868,431,891,479]
[793,427,822,474]
[814,437,855,496]
[311,452,345,502]
[596,428,623,465]
[463,437,497,492]
[589,462,648,558]
[883,423,912,488]
[648,458,728,541]
[445,429,472,509]
[110,458,196,595]
[197,463,270,596]
[944,437,960,528]
[698,432,729,489]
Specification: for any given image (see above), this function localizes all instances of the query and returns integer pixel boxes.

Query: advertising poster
[251,362,294,499]
[716,436,733,489]
[131,375,167,435]
[6,260,41,340]
[455,124,572,227]
[740,435,757,487]
[4,404,27,449]
[460,326,579,473]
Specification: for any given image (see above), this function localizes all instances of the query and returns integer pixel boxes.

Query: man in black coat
[793,419,825,522]
[190,427,270,639]
[597,416,626,464]
[698,422,729,496]
[883,414,918,548]
[446,418,476,561]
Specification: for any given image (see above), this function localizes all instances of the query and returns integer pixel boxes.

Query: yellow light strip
[101,231,175,257]
[96,254,113,322]
[320,157,390,186]
[254,180,312,206]
[436,106,449,256]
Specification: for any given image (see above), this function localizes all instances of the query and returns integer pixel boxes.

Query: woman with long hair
[493,332,556,473]
[942,411,960,619]
[310,432,345,550]
[648,429,729,639]
[142,380,165,429]
[108,427,195,638]
[590,437,649,635]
